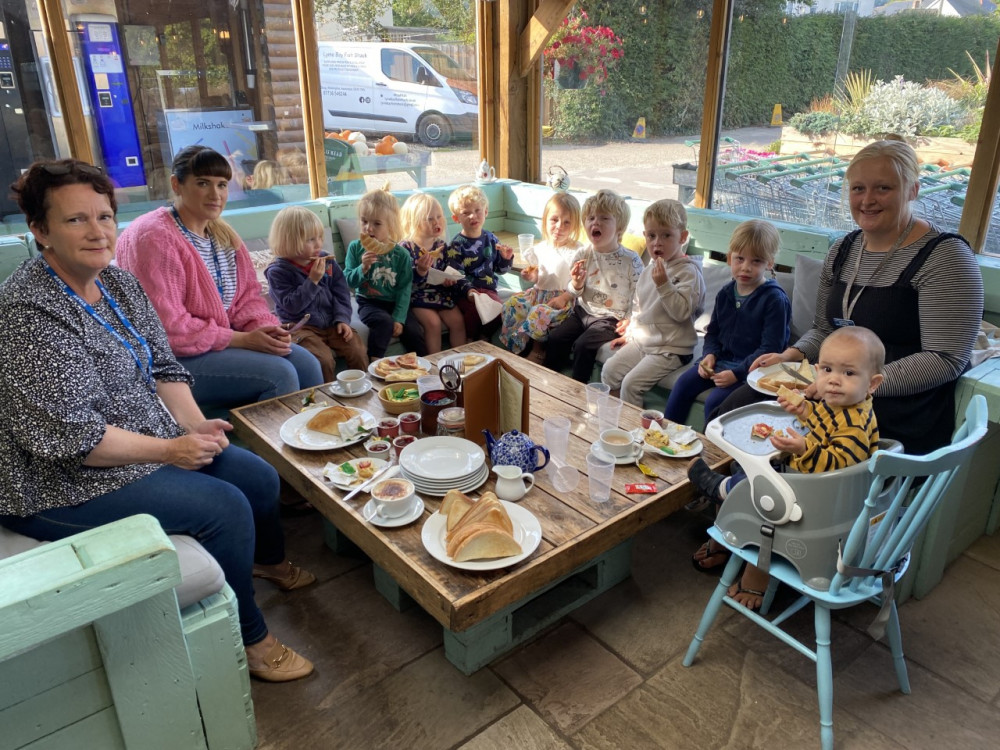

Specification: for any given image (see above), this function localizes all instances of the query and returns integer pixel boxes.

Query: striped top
[790,397,879,474]
[793,226,982,399]
[170,213,238,308]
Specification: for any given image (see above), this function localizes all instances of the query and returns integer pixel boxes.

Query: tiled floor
[251,500,1000,749]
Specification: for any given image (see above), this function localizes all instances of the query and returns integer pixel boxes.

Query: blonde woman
[117,146,322,408]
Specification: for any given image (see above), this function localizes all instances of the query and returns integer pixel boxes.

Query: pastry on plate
[463,354,486,367]
[306,405,357,435]
[442,491,521,562]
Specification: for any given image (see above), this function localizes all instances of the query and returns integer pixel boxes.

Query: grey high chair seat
[683,395,989,750]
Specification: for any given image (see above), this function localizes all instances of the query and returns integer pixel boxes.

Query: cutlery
[342,463,399,504]
[779,363,813,385]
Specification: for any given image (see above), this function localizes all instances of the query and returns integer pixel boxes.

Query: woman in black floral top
[0,161,313,682]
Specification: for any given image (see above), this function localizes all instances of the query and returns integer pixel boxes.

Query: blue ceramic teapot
[483,429,550,474]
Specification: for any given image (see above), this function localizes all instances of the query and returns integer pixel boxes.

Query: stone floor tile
[835,642,999,750]
[574,635,901,750]
[257,651,518,750]
[457,706,573,750]
[252,564,442,720]
[492,622,643,735]
[964,531,1000,572]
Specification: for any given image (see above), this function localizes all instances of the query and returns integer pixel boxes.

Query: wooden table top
[231,342,730,632]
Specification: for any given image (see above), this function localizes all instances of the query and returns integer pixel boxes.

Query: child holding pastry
[399,193,466,353]
[601,199,706,406]
[543,189,644,382]
[664,219,790,424]
[688,326,884,608]
[499,192,585,361]
[343,185,427,359]
[446,185,515,340]
[265,206,368,382]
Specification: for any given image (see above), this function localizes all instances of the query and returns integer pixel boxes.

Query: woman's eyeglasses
[38,162,104,177]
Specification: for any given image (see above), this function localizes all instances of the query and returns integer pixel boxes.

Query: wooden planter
[779,127,976,167]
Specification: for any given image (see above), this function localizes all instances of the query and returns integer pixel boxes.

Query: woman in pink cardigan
[117,146,322,409]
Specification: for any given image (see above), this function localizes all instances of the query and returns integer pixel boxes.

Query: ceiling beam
[958,36,1000,253]
[519,0,577,78]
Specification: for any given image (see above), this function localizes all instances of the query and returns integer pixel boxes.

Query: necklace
[841,217,916,323]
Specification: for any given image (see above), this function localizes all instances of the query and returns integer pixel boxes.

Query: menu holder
[462,359,530,449]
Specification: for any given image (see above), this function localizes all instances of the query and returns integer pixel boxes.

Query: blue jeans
[179,344,323,409]
[664,365,743,425]
[0,446,282,646]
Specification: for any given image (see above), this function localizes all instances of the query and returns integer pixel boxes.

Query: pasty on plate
[306,405,357,435]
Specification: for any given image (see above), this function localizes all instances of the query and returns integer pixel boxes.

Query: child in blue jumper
[664,219,790,424]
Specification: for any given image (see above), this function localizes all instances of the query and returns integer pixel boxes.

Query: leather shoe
[253,561,316,591]
[248,641,314,683]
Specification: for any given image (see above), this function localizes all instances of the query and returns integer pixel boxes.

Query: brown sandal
[253,561,316,591]
[248,640,314,682]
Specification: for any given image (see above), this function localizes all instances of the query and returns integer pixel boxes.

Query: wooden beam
[498,0,533,181]
[694,0,734,209]
[38,0,94,164]
[290,0,327,197]
[958,36,1000,253]
[477,1,497,170]
[519,0,577,77]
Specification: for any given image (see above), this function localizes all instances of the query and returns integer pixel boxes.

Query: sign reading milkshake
[161,108,259,166]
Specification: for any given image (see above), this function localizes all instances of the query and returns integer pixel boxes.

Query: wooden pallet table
[231,343,729,673]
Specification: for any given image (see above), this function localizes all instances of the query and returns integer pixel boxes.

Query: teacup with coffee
[370,477,416,518]
[337,369,368,394]
[599,428,642,459]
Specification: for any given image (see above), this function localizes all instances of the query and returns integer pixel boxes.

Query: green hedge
[547,4,1000,139]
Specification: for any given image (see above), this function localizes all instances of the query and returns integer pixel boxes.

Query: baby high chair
[705,401,902,593]
[683,394,988,750]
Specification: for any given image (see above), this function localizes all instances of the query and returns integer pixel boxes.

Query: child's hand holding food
[651,257,668,287]
[498,243,514,260]
[698,355,716,379]
[770,427,806,455]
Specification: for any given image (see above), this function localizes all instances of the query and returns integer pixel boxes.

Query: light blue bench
[0,515,255,750]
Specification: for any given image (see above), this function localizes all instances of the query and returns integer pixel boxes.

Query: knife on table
[341,463,400,504]
[779,363,813,386]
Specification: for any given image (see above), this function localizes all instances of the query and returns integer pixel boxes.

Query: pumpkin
[374,140,395,156]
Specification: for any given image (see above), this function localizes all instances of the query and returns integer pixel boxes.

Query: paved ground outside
[363,126,782,202]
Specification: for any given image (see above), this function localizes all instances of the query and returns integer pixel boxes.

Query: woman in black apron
[693,139,983,575]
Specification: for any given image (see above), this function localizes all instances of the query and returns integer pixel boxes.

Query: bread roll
[360,233,395,256]
[305,405,356,435]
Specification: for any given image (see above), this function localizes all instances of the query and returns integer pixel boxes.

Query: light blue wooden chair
[683,394,989,750]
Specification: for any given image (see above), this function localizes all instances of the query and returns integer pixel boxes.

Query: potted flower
[543,11,624,90]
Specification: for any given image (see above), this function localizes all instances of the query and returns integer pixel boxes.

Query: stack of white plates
[397,436,489,496]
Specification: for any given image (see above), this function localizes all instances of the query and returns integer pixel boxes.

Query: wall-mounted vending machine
[0,10,31,216]
[73,14,144,188]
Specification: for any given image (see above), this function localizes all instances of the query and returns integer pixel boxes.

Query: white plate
[330,379,374,398]
[400,461,486,487]
[368,356,434,381]
[279,407,376,450]
[421,500,541,571]
[638,424,704,458]
[323,457,389,490]
[399,436,486,480]
[405,465,490,496]
[589,442,643,466]
[747,363,813,396]
[438,352,495,375]
[362,496,424,527]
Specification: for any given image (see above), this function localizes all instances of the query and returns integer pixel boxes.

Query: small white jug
[477,159,496,182]
[492,464,535,502]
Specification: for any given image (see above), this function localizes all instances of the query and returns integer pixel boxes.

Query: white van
[318,42,478,147]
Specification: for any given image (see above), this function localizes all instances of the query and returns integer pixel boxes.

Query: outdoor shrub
[839,77,968,138]
[789,111,841,136]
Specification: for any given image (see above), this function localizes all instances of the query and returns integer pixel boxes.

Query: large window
[314,2,478,195]
[717,6,1000,252]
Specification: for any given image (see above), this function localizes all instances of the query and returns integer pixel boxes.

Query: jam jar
[436,407,466,439]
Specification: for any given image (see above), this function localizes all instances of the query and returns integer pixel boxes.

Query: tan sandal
[248,641,314,683]
[253,561,316,591]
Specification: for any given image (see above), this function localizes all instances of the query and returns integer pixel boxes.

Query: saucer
[331,379,373,398]
[590,442,642,465]
[475,177,497,185]
[362,496,424,527]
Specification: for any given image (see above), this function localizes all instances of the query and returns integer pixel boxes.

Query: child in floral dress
[499,192,585,361]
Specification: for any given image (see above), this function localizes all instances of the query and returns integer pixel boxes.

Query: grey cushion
[0,525,225,610]
[336,218,361,247]
[792,254,824,340]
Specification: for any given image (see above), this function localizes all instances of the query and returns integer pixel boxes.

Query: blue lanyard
[171,206,225,300]
[44,263,156,393]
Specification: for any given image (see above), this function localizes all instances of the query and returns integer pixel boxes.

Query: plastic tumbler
[517,233,537,266]
[543,416,579,492]
[585,382,611,417]
[597,395,622,433]
[586,452,615,503]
